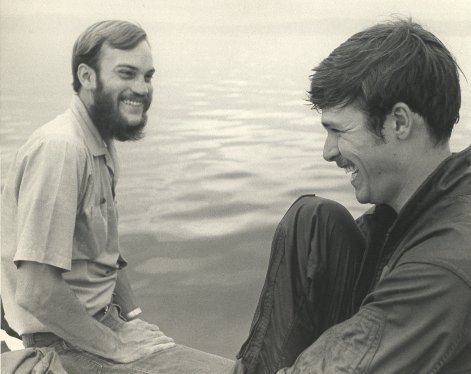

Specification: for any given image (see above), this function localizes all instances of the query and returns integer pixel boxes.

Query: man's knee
[283,195,354,228]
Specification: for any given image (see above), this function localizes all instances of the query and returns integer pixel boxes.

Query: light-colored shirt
[1,95,125,335]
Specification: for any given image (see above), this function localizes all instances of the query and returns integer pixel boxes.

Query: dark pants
[235,196,366,374]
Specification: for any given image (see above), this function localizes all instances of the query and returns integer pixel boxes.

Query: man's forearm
[113,268,142,320]
[16,261,119,358]
[16,261,175,364]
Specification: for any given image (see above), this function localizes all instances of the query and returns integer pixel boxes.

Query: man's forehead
[321,105,349,123]
[321,104,366,127]
[98,41,154,70]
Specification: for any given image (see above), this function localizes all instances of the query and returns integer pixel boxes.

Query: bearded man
[1,20,232,373]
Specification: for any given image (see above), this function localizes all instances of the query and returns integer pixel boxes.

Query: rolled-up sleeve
[278,262,471,373]
[14,138,88,271]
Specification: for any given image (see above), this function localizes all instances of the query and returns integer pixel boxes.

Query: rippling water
[1,16,470,357]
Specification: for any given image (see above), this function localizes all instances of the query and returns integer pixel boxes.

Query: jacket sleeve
[277,262,471,374]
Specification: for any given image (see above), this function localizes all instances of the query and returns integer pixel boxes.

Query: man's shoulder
[395,199,471,288]
[33,109,84,144]
[20,109,89,157]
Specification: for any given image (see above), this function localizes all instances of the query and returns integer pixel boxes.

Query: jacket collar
[380,145,471,252]
[355,145,471,300]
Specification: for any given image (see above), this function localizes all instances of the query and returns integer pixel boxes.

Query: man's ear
[390,102,414,140]
[77,63,97,90]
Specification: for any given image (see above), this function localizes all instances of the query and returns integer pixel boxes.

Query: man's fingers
[147,323,161,331]
[115,328,176,362]
[134,341,176,359]
[126,319,161,332]
[132,331,174,345]
[149,342,177,353]
[153,335,174,344]
[140,329,170,340]
[134,320,160,329]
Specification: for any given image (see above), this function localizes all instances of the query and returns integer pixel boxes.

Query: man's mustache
[335,156,353,169]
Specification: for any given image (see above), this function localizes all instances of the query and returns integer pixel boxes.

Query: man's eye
[144,75,154,83]
[118,70,134,79]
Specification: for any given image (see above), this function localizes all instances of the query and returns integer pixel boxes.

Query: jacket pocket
[281,307,384,374]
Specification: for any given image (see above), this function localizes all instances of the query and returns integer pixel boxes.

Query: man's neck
[391,143,451,213]
[78,90,94,113]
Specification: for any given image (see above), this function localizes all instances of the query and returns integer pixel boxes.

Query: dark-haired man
[233,19,471,373]
[1,20,232,373]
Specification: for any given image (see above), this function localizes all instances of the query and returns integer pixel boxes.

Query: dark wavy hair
[72,20,148,92]
[309,19,462,144]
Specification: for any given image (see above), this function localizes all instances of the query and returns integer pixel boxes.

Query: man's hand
[16,262,175,364]
[110,319,176,363]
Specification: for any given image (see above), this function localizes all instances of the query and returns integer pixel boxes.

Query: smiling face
[321,104,404,207]
[90,40,155,141]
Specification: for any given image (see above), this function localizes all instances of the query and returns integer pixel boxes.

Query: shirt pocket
[77,199,108,258]
[90,200,108,251]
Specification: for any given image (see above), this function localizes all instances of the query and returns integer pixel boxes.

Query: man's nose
[132,77,150,95]
[323,134,339,162]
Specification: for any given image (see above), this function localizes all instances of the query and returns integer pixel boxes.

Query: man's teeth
[122,99,143,106]
[350,169,359,182]
[344,166,359,181]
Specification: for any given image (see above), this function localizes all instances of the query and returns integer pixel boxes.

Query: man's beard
[89,79,151,142]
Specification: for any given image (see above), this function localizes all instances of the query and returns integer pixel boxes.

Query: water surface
[1,16,470,358]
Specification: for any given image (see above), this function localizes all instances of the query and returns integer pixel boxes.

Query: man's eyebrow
[115,64,137,70]
[115,64,156,74]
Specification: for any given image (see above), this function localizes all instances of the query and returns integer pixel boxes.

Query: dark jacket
[282,146,471,373]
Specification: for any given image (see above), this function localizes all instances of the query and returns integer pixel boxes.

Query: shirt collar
[70,94,119,178]
[70,94,108,157]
